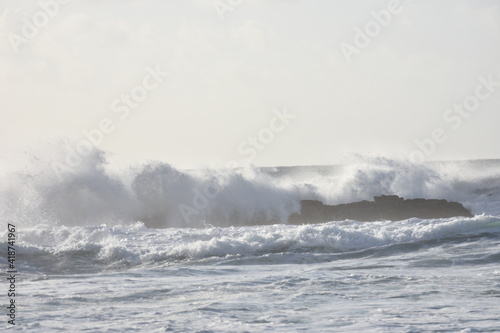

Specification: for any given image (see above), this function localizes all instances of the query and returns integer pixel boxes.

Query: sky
[1,0,499,169]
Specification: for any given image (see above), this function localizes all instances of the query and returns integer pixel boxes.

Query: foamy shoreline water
[6,216,500,332]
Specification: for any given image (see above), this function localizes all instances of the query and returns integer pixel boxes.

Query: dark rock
[288,195,473,224]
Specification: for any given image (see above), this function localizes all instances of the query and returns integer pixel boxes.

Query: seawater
[1,157,500,332]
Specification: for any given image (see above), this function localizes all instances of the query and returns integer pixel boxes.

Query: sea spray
[1,146,500,228]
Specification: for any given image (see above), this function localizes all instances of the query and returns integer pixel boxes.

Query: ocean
[1,156,500,332]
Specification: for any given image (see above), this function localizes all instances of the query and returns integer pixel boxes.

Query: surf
[1,148,499,229]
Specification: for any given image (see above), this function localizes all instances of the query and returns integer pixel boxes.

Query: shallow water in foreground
[5,216,500,332]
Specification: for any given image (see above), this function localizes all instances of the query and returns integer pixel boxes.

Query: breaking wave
[1,146,500,229]
[3,216,500,274]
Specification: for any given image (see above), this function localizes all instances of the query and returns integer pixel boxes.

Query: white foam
[1,146,499,228]
[9,215,500,273]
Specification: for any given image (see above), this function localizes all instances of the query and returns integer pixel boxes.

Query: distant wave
[1,147,500,228]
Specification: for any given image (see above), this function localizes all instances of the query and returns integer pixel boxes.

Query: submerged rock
[288,195,473,224]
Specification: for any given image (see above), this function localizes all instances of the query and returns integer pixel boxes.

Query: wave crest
[1,148,499,228]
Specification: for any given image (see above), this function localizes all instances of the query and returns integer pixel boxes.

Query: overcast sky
[1,0,499,169]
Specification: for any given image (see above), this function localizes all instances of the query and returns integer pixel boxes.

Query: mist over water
[1,146,499,229]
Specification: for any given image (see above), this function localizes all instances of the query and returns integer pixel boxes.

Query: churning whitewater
[1,154,500,332]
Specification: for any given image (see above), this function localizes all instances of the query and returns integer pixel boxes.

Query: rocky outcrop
[288,195,473,224]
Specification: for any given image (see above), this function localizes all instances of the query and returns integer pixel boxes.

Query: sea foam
[1,147,499,228]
